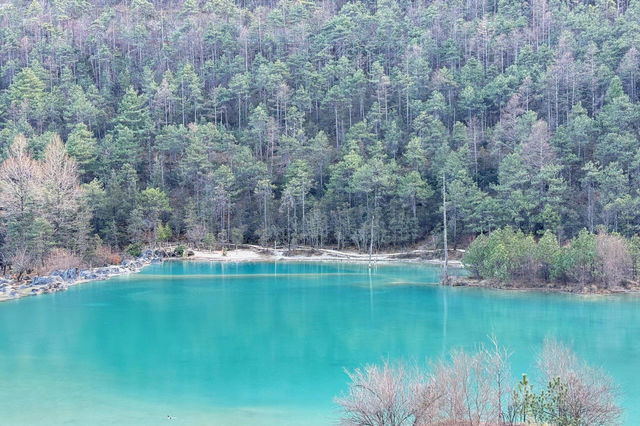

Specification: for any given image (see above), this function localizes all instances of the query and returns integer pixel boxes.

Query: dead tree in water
[368,213,374,268]
[441,173,449,284]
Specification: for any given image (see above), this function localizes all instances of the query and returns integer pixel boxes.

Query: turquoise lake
[0,261,639,425]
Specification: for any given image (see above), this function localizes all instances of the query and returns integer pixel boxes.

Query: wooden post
[442,173,449,284]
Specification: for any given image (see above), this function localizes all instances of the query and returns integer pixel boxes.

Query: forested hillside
[1,0,640,270]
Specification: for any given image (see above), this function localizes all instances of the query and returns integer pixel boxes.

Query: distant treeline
[463,227,640,288]
[3,0,640,274]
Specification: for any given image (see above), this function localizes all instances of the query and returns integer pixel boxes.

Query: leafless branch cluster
[537,339,621,426]
[336,339,621,426]
[336,340,510,426]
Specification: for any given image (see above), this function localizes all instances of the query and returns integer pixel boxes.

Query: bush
[535,231,561,280]
[463,234,488,278]
[596,232,632,287]
[564,229,598,285]
[125,242,144,258]
[86,236,122,266]
[174,244,185,257]
[156,222,172,244]
[336,340,621,426]
[41,248,81,274]
[463,227,536,282]
[203,233,216,250]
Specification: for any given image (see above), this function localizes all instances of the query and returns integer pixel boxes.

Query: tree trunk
[442,173,449,284]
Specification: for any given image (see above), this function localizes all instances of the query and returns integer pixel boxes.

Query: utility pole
[441,173,449,284]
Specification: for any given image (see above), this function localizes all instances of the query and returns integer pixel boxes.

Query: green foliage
[463,227,535,281]
[174,244,185,257]
[156,222,172,243]
[3,0,640,262]
[465,227,636,288]
[510,375,574,425]
[125,242,144,258]
[66,123,98,179]
[563,229,598,285]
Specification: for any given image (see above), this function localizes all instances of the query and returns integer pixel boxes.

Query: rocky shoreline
[0,251,165,303]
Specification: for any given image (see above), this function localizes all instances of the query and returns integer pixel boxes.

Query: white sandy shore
[186,245,464,267]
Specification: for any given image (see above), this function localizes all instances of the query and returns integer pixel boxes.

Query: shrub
[186,223,207,247]
[125,242,144,258]
[337,340,621,426]
[463,227,536,282]
[203,233,216,250]
[535,231,561,281]
[174,244,185,257]
[629,235,640,281]
[156,221,172,244]
[533,339,621,425]
[87,236,122,266]
[564,229,598,285]
[41,248,81,274]
[463,234,488,278]
[596,232,632,287]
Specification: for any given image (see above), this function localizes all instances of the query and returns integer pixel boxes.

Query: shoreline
[0,255,161,303]
[0,245,459,303]
[182,245,465,267]
[449,276,640,296]
[2,244,637,302]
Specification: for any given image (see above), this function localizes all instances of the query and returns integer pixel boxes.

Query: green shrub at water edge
[174,245,185,257]
[125,242,144,258]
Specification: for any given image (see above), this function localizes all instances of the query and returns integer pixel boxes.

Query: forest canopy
[1,0,640,268]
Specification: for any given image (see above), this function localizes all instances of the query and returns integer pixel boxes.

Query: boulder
[79,270,99,280]
[52,268,79,282]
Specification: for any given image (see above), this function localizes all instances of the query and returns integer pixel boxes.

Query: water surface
[0,261,638,424]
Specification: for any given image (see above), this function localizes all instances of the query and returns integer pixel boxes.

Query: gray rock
[31,276,64,286]
[79,270,99,280]
[52,268,79,282]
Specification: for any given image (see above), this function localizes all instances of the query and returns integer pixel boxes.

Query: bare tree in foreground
[335,340,511,426]
[336,340,621,426]
[334,362,416,426]
[534,339,621,426]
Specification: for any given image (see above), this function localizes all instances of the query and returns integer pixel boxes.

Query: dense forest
[1,0,640,272]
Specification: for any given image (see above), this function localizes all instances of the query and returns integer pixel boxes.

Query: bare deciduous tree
[595,232,632,287]
[0,135,41,220]
[521,119,555,173]
[537,339,621,426]
[427,340,510,425]
[336,341,511,426]
[41,135,89,252]
[337,340,621,426]
[335,361,416,426]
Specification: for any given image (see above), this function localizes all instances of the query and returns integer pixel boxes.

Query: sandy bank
[184,245,464,267]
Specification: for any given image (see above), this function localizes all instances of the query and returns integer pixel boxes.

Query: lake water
[0,261,638,425]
